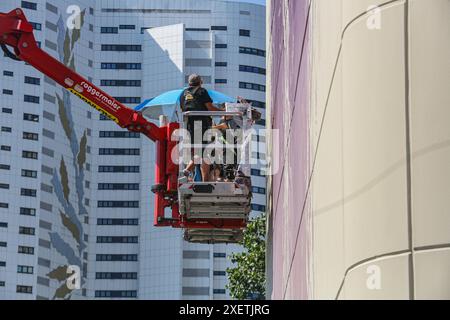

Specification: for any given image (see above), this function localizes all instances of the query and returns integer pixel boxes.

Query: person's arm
[206,102,225,112]
[212,122,228,130]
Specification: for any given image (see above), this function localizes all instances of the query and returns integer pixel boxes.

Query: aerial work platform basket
[176,104,257,244]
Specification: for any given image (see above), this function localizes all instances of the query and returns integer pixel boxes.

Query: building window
[1,146,11,152]
[96,254,138,262]
[20,188,37,197]
[23,113,39,122]
[215,79,228,84]
[101,63,141,70]
[101,27,118,34]
[98,166,140,173]
[99,131,140,138]
[101,80,141,87]
[2,107,12,114]
[24,76,41,85]
[119,25,135,30]
[239,65,266,75]
[213,289,226,294]
[97,201,139,208]
[45,2,58,14]
[16,285,33,294]
[115,97,141,104]
[24,95,40,104]
[98,183,139,191]
[0,203,9,208]
[213,271,226,276]
[0,281,4,287]
[0,164,10,170]
[0,222,7,228]
[3,89,13,95]
[3,71,13,77]
[253,135,266,143]
[239,29,251,37]
[185,28,210,32]
[239,81,266,92]
[1,127,12,133]
[185,40,211,49]
[96,236,138,243]
[21,1,37,10]
[182,287,210,296]
[19,226,35,235]
[21,169,38,178]
[185,58,212,67]
[99,148,140,156]
[239,46,265,57]
[215,62,227,67]
[17,265,34,274]
[215,43,228,49]
[101,44,142,52]
[0,242,6,247]
[23,132,39,141]
[0,184,10,190]
[252,152,266,160]
[97,219,139,226]
[213,253,226,258]
[18,246,35,255]
[29,22,42,31]
[22,151,38,160]
[95,291,137,298]
[20,207,36,216]
[252,186,266,195]
[0,261,6,267]
[211,26,227,31]
[96,272,138,279]
[251,204,266,212]
[251,169,263,177]
[99,114,111,121]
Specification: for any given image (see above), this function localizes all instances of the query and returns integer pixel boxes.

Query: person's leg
[200,117,213,182]
[200,162,211,182]
[183,160,195,176]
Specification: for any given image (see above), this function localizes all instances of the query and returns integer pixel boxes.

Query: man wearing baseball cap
[180,74,224,182]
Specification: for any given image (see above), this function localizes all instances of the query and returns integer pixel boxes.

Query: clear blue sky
[223,0,266,6]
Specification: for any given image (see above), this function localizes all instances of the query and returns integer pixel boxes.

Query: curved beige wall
[310,0,450,299]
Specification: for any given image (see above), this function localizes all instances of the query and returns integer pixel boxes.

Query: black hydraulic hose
[1,44,21,61]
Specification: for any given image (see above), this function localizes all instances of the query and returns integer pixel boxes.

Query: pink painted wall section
[268,0,312,300]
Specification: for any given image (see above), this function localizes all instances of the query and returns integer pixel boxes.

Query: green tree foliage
[226,214,266,300]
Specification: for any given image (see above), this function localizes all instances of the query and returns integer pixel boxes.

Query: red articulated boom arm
[0,8,164,142]
[0,8,177,227]
[0,8,249,241]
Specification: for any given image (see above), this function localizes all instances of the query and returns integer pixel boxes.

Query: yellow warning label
[68,88,120,124]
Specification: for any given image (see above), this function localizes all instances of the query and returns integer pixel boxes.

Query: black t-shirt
[180,87,213,112]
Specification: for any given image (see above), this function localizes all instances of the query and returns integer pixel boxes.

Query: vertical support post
[166,122,180,193]
[154,116,168,226]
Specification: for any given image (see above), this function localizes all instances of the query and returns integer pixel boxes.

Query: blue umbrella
[134,88,236,120]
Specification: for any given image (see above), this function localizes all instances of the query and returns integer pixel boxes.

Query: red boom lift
[0,8,251,243]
